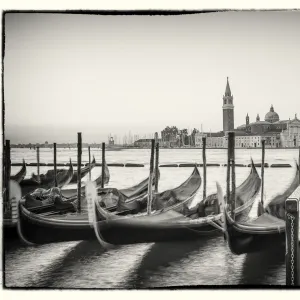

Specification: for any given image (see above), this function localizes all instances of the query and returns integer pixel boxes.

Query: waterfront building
[133,138,169,148]
[234,106,299,148]
[280,115,300,147]
[194,132,225,148]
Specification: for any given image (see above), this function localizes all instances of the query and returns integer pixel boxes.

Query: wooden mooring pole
[54,143,57,187]
[88,146,91,181]
[230,132,236,221]
[101,143,105,188]
[257,139,266,216]
[36,146,40,181]
[261,139,265,206]
[285,198,299,286]
[154,141,159,193]
[147,139,155,215]
[227,132,236,219]
[4,140,11,213]
[226,135,231,216]
[77,133,82,213]
[202,136,207,200]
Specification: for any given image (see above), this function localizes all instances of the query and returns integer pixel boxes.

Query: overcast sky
[4,11,300,143]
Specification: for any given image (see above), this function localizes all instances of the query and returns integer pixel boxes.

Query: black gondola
[98,165,200,219]
[19,160,74,196]
[92,163,261,245]
[223,163,300,255]
[10,159,27,183]
[7,168,159,244]
[65,156,96,184]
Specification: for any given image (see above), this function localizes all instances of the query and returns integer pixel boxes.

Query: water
[4,148,300,287]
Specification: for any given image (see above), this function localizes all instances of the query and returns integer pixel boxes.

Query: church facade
[194,78,300,148]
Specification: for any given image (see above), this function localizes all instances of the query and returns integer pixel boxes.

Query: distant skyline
[4,11,300,143]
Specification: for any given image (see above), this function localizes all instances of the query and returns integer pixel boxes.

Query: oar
[86,180,113,249]
[10,180,35,246]
[216,182,228,240]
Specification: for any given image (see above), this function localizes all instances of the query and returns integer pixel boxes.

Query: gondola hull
[3,220,19,241]
[18,205,95,244]
[98,218,220,245]
[226,225,285,255]
[223,164,299,255]
[225,212,286,255]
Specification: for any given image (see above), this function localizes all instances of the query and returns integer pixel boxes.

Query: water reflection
[33,240,107,287]
[125,238,215,288]
[239,245,285,285]
[4,241,80,287]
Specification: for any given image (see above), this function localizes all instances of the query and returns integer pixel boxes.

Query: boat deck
[248,213,285,227]
[43,211,89,220]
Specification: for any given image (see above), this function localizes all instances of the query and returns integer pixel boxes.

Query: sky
[4,11,300,144]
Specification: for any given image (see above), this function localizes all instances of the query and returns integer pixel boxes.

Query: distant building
[155,77,299,149]
[194,132,225,148]
[280,115,300,147]
[236,105,287,135]
[134,138,169,148]
[234,106,300,148]
[221,77,299,148]
[109,136,114,146]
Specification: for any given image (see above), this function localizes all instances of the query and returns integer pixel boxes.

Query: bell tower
[222,77,234,132]
[246,113,249,126]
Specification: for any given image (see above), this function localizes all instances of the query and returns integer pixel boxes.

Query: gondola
[10,159,27,183]
[12,165,190,245]
[9,168,159,244]
[98,165,200,219]
[65,156,96,184]
[88,168,161,214]
[13,162,258,246]
[183,160,261,223]
[22,162,156,214]
[29,166,160,215]
[59,159,110,198]
[223,163,300,255]
[19,160,74,196]
[23,161,110,213]
[97,161,260,221]
[91,163,261,245]
[30,156,96,184]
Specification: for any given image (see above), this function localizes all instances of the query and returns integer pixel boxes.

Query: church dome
[265,105,279,123]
